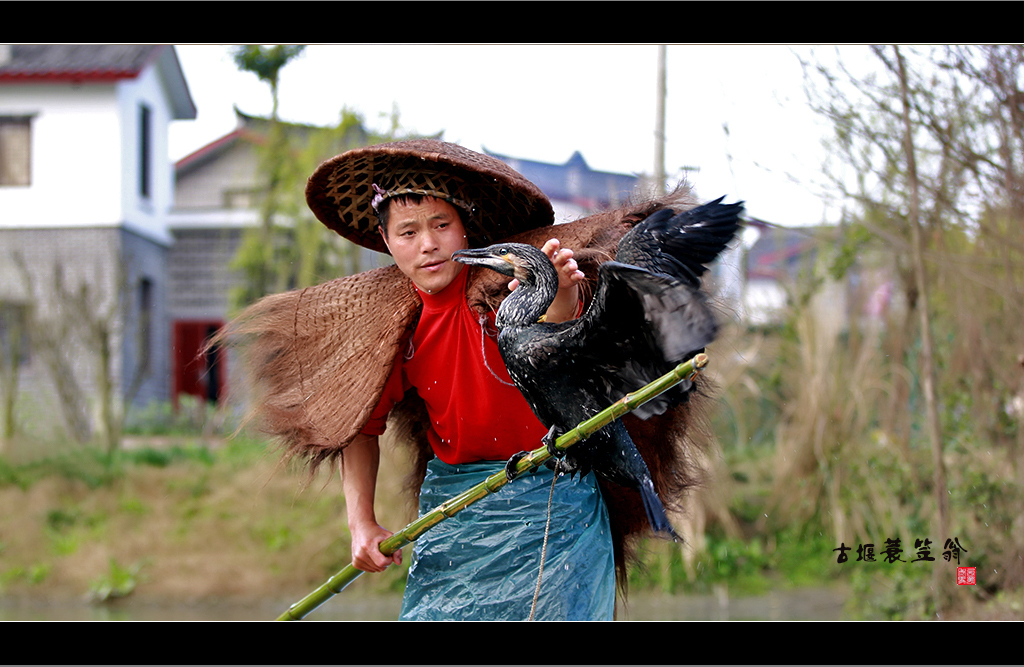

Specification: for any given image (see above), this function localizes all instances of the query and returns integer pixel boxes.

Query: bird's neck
[496,261,559,329]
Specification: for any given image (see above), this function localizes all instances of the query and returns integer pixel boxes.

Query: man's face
[380,196,469,294]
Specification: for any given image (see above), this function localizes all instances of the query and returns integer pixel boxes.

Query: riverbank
[0,436,852,621]
[2,436,1018,621]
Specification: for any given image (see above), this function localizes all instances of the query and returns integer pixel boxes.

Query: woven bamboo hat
[306,139,554,254]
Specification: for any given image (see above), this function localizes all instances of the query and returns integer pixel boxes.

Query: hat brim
[306,140,554,254]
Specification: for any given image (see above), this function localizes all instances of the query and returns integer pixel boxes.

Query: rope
[477,314,516,387]
[528,467,559,621]
[474,309,553,618]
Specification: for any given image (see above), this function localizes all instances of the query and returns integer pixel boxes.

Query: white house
[0,45,195,440]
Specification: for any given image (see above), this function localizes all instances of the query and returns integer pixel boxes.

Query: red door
[173,320,226,408]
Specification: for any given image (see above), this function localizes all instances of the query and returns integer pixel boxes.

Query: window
[223,187,261,209]
[137,277,152,375]
[0,116,31,186]
[139,104,151,198]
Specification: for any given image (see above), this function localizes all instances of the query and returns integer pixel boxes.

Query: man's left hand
[509,238,585,323]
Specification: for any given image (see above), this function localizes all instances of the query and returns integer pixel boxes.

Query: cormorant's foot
[545,453,583,478]
[504,451,530,482]
[542,425,564,459]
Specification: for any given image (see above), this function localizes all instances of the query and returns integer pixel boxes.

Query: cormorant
[452,197,744,538]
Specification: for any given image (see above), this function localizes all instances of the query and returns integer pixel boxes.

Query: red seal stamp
[957,566,976,585]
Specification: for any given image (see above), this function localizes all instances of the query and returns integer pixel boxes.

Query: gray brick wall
[0,226,170,439]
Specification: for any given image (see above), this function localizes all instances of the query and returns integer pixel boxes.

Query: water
[616,588,846,621]
[1,588,846,621]
[0,596,403,622]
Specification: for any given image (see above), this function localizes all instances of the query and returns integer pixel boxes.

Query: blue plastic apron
[399,458,616,621]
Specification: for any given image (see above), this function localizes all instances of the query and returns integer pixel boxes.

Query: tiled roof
[175,107,370,175]
[176,107,443,175]
[745,219,831,281]
[0,44,163,81]
[1,45,196,119]
[485,148,640,210]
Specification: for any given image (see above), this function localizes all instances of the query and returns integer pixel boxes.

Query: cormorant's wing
[498,197,742,427]
[617,197,745,288]
[548,260,718,420]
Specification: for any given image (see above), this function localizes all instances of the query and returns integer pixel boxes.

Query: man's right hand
[350,520,402,573]
[340,433,402,573]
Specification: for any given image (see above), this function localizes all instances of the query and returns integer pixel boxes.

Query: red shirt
[361,267,550,464]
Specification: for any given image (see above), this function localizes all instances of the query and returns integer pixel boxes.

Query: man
[344,194,584,570]
[223,140,705,620]
[345,187,620,620]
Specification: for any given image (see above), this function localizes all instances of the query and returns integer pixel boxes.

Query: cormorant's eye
[498,247,508,256]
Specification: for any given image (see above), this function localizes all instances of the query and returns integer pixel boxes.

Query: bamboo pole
[276,353,709,621]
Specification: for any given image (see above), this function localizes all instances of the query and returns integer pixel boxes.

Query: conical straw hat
[306,139,554,254]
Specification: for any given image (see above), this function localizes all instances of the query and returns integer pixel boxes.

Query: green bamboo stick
[276,352,709,621]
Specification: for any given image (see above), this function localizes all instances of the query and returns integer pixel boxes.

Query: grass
[87,558,146,602]
[626,441,848,599]
[0,429,415,609]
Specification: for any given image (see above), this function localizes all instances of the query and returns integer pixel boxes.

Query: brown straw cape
[306,139,555,253]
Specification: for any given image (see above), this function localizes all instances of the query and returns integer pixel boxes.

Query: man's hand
[349,520,402,573]
[509,238,585,323]
[341,433,401,573]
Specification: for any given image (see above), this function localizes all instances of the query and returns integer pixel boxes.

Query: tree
[230,45,307,304]
[232,46,305,121]
[892,44,948,560]
[0,301,29,441]
[227,46,432,311]
[798,44,1024,604]
[12,252,151,453]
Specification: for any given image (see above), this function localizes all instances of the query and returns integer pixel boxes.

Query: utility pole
[654,45,667,195]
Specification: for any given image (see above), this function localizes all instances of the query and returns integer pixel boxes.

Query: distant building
[738,219,894,332]
[486,149,643,223]
[0,44,195,438]
[741,219,825,325]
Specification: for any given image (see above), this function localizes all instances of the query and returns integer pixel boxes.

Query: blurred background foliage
[627,45,1024,620]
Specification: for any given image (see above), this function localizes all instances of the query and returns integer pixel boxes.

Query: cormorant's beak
[451,247,516,278]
